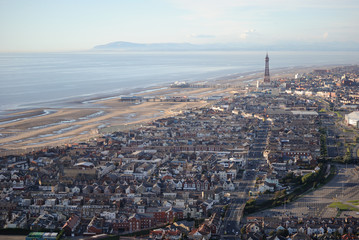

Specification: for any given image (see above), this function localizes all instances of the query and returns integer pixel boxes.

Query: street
[219,121,269,238]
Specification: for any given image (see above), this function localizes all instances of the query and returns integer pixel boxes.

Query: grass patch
[334,111,343,118]
[329,202,359,211]
[347,200,359,205]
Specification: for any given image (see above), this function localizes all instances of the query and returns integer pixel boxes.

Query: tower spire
[264,53,270,83]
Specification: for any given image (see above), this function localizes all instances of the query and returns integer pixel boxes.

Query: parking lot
[249,164,359,218]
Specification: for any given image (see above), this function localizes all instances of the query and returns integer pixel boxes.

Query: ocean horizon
[1,50,358,113]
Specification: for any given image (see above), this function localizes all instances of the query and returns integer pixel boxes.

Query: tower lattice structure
[264,53,270,83]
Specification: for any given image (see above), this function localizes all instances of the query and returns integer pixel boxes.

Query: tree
[277,229,289,237]
[302,172,315,185]
[274,189,286,199]
[343,148,352,163]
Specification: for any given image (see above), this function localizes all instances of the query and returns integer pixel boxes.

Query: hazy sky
[1,0,358,52]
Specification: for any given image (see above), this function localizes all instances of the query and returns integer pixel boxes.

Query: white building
[100,211,117,220]
[345,111,359,128]
[223,180,235,191]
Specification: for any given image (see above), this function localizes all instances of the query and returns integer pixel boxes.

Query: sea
[1,50,358,113]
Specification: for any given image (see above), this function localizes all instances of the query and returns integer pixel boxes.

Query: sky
[0,0,359,52]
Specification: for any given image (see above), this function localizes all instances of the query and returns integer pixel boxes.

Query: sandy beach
[0,66,322,156]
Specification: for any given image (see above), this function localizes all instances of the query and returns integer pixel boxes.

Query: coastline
[0,65,335,156]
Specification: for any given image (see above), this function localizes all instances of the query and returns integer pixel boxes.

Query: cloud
[168,0,359,44]
[323,32,329,40]
[240,29,257,40]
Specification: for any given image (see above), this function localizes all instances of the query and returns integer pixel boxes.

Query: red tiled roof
[63,215,80,230]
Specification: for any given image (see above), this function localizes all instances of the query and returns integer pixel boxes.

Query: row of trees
[319,127,328,157]
[244,164,333,215]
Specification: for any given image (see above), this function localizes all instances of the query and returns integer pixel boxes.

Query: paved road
[220,188,248,238]
[220,121,269,238]
[219,168,258,237]
[0,236,27,240]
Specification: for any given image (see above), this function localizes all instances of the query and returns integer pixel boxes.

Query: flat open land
[249,164,359,218]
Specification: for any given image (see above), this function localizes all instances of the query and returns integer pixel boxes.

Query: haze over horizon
[1,0,359,52]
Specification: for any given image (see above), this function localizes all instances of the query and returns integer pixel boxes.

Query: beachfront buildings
[0,92,324,236]
[0,65,359,238]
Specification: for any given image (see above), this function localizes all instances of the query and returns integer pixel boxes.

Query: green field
[329,202,359,211]
[347,200,359,205]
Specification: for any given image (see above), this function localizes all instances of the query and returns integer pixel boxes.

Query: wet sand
[0,66,325,155]
[0,87,238,154]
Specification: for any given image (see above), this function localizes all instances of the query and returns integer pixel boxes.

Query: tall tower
[264,53,270,83]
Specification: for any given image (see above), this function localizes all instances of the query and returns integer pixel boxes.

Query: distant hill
[93,41,359,51]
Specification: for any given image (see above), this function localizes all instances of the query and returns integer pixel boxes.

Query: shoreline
[0,65,321,113]
[0,65,340,156]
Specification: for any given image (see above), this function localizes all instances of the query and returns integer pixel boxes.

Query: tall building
[264,53,270,83]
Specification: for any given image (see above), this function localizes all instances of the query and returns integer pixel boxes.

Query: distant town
[2,61,359,240]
